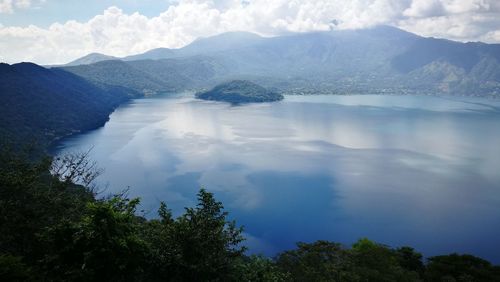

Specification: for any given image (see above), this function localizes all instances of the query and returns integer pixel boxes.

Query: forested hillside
[0,62,137,149]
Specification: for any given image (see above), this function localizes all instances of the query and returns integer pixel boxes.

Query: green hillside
[0,63,135,149]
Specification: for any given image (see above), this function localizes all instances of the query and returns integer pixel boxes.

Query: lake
[54,94,500,263]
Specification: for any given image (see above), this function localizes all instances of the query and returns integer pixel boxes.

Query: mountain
[123,48,176,61]
[61,60,173,95]
[174,31,265,57]
[62,26,500,97]
[0,62,134,149]
[122,32,264,61]
[391,38,500,95]
[196,80,283,104]
[65,52,118,66]
[64,32,264,65]
[126,56,233,89]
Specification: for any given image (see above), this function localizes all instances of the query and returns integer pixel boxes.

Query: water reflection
[55,95,500,262]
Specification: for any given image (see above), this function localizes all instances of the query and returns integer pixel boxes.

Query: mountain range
[59,26,500,97]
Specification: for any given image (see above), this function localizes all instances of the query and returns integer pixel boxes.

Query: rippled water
[54,94,500,262]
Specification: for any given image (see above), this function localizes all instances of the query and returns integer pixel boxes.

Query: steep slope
[0,63,133,148]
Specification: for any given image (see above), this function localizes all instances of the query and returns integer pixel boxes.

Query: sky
[1,0,500,65]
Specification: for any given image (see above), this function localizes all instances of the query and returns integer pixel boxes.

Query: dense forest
[1,147,499,281]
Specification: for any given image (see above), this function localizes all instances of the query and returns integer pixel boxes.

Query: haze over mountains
[60,25,500,97]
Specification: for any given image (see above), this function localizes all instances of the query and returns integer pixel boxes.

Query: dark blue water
[54,95,500,262]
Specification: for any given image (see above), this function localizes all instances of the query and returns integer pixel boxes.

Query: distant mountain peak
[65,52,118,66]
[12,62,50,75]
[13,62,45,68]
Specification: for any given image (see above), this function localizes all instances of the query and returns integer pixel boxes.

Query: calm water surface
[55,95,500,262]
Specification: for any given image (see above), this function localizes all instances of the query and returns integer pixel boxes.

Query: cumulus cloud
[0,0,499,64]
[399,0,500,42]
[404,0,445,17]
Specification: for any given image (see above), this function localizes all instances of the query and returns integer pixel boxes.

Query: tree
[351,238,421,282]
[276,240,355,281]
[40,195,149,281]
[396,246,424,275]
[0,147,92,262]
[140,201,177,281]
[233,255,289,282]
[170,188,246,281]
[50,147,104,192]
[0,254,32,281]
[425,253,500,282]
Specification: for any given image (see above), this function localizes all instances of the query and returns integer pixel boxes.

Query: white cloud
[0,0,32,13]
[0,0,499,65]
[481,29,500,42]
[399,0,500,42]
[404,0,445,17]
[442,0,491,14]
[0,0,14,13]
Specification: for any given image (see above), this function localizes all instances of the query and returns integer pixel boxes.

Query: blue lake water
[54,94,500,262]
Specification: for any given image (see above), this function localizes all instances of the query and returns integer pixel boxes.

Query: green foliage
[233,255,289,282]
[425,254,500,282]
[276,240,355,281]
[0,147,92,261]
[0,254,32,281]
[350,238,421,282]
[168,188,246,280]
[141,190,247,281]
[396,246,425,275]
[40,196,149,281]
[140,211,177,280]
[276,239,424,282]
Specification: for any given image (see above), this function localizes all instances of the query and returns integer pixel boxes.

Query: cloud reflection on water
[56,95,500,262]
